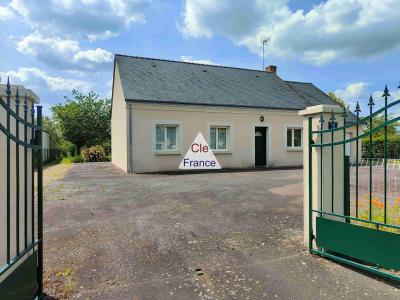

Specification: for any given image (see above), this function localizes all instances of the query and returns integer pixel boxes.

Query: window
[210,126,229,150]
[156,125,178,151]
[287,128,302,148]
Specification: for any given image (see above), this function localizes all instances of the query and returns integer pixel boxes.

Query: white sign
[179,132,221,170]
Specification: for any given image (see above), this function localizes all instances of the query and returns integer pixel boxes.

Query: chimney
[265,65,277,74]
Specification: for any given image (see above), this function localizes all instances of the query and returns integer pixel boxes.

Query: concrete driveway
[43,163,399,299]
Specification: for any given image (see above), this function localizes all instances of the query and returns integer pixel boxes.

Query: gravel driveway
[43,163,399,299]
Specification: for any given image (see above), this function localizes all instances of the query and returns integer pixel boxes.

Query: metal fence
[0,78,43,299]
[308,83,400,282]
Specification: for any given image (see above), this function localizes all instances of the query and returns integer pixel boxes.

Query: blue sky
[0,0,399,116]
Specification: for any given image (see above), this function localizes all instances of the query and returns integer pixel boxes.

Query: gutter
[127,104,133,173]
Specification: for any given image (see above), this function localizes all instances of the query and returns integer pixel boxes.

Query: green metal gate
[0,78,43,299]
[308,83,400,281]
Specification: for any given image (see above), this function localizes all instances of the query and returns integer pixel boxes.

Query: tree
[43,116,61,147]
[43,116,75,156]
[52,90,111,155]
[364,115,398,139]
[327,92,349,109]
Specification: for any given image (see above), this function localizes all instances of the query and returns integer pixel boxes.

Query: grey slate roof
[115,54,340,111]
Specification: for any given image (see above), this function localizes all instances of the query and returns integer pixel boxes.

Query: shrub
[81,145,106,162]
[72,156,85,163]
[61,156,84,164]
[362,136,400,159]
[101,139,111,156]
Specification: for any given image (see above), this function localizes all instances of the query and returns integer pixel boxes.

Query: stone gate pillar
[299,104,345,247]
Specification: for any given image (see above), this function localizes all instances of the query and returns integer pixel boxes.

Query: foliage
[327,92,349,109]
[51,90,111,155]
[43,116,62,148]
[61,156,84,164]
[361,115,399,139]
[362,136,400,159]
[353,194,400,234]
[101,139,111,156]
[81,145,108,162]
[59,140,75,157]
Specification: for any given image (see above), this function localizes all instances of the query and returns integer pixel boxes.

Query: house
[111,54,356,173]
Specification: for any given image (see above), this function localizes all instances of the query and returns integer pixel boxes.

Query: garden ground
[43,163,399,299]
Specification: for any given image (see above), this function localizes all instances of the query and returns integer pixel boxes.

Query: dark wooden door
[255,127,266,166]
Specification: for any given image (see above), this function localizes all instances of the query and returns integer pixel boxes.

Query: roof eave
[125,98,304,111]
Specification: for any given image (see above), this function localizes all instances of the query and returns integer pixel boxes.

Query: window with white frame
[287,128,302,149]
[210,126,229,150]
[155,124,178,151]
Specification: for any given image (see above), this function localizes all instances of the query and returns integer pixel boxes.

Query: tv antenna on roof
[261,37,270,70]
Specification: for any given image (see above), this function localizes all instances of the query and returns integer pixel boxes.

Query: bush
[81,145,107,162]
[101,139,111,156]
[72,156,85,163]
[61,156,84,164]
[362,136,400,159]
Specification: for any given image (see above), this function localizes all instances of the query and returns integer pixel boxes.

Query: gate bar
[31,105,35,244]
[368,96,374,221]
[15,88,20,255]
[37,106,44,297]
[383,86,389,224]
[23,95,28,249]
[311,210,400,230]
[355,102,361,218]
[308,116,313,253]
[6,78,11,264]
[319,114,324,216]
[312,249,400,282]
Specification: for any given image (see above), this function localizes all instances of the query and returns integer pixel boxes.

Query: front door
[255,127,266,166]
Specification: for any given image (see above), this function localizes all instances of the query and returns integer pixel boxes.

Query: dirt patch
[44,163,73,186]
[42,163,399,299]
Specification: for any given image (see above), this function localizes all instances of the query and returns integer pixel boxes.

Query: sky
[0,0,399,116]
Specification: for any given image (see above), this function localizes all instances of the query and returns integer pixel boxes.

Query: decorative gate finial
[319,113,324,125]
[382,85,390,100]
[6,77,11,98]
[15,86,20,109]
[368,95,375,110]
[328,110,336,125]
[355,101,361,116]
[24,94,28,112]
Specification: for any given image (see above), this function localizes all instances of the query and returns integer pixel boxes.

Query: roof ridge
[115,53,274,74]
[285,80,312,85]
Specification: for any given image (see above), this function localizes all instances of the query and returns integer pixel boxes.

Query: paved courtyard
[43,163,399,299]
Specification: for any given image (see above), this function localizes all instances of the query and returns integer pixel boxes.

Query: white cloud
[335,82,368,101]
[7,0,150,40]
[182,0,400,65]
[180,55,218,65]
[15,32,113,71]
[1,67,92,93]
[0,5,13,20]
[372,88,400,103]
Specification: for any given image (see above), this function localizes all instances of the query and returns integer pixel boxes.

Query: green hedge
[362,137,400,158]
